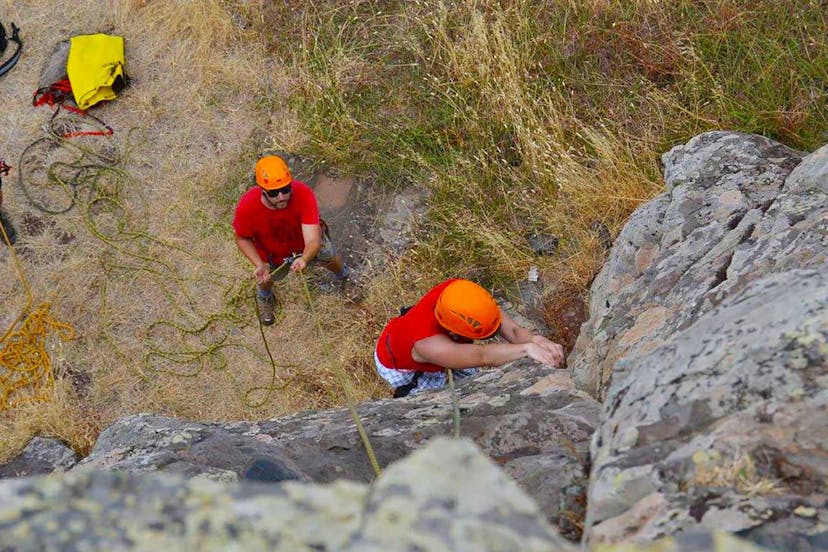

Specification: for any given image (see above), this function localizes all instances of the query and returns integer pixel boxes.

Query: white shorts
[373,351,477,395]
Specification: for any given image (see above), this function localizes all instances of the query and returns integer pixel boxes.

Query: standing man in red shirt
[233,155,349,325]
[375,278,565,397]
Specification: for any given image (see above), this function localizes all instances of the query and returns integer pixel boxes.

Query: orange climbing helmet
[435,279,502,340]
[255,155,292,190]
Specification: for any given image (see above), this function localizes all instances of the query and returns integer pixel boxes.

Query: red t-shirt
[375,278,459,373]
[232,181,320,264]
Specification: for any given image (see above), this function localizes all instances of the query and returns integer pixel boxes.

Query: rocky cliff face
[0,436,772,552]
[0,438,576,551]
[0,131,824,551]
[73,361,601,541]
[571,132,827,549]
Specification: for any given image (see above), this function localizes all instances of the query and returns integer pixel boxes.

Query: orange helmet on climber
[435,279,502,339]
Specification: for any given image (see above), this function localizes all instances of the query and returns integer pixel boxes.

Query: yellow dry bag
[66,33,125,110]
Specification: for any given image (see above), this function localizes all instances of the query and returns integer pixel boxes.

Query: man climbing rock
[0,160,17,245]
[232,154,349,325]
[375,278,565,397]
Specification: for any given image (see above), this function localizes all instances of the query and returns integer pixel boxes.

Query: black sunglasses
[261,184,291,198]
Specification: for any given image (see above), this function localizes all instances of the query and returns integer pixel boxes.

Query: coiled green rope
[16,113,299,409]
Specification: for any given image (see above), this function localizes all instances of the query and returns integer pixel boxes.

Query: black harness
[0,19,22,78]
[392,371,422,398]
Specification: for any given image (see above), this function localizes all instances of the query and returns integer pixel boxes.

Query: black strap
[0,22,22,79]
[393,371,423,398]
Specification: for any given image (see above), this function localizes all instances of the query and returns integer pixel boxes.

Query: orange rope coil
[0,302,76,411]
[1,196,76,412]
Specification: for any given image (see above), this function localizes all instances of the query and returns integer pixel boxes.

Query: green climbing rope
[15,111,298,410]
[298,273,382,477]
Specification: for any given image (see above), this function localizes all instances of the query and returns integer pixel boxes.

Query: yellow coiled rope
[0,214,76,411]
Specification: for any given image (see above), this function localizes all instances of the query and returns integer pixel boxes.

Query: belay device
[0,18,22,78]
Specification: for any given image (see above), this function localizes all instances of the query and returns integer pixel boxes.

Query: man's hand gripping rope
[273,252,304,277]
[253,252,303,285]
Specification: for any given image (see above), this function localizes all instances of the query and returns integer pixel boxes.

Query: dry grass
[0,379,101,460]
[693,450,782,496]
[275,0,824,302]
[402,0,665,297]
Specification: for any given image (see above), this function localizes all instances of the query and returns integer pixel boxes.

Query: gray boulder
[0,437,576,552]
[0,436,79,478]
[586,270,828,548]
[571,132,828,548]
[76,361,601,539]
[571,132,811,399]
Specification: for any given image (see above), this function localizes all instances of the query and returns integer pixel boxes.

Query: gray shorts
[268,232,337,282]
